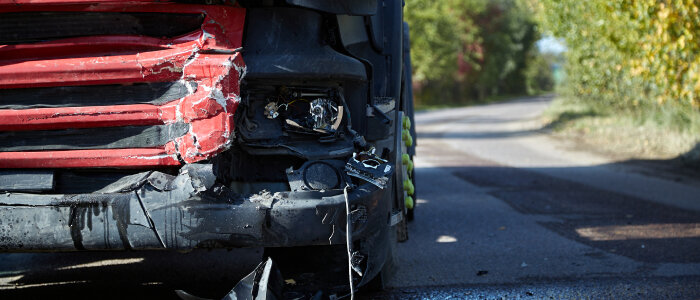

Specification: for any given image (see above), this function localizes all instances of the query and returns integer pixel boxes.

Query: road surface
[380,95,700,298]
[2,96,700,299]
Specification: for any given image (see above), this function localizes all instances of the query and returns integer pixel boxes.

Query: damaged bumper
[0,164,389,251]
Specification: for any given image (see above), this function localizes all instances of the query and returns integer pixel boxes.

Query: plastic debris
[344,148,392,189]
[175,258,283,300]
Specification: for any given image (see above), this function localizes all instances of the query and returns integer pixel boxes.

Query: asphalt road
[379,95,700,298]
[2,96,700,299]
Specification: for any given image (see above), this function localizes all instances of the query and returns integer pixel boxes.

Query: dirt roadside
[540,97,700,182]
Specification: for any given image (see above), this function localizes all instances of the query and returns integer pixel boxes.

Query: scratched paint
[0,2,246,168]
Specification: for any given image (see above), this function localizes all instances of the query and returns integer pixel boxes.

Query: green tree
[404,0,550,105]
[403,0,485,83]
[468,0,540,100]
[532,0,700,108]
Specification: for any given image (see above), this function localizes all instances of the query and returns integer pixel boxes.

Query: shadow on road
[0,248,262,299]
[446,163,700,264]
[384,149,700,297]
[390,124,700,292]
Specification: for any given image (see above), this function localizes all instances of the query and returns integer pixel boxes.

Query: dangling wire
[343,184,355,300]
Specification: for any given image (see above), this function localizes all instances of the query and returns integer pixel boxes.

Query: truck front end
[0,0,414,291]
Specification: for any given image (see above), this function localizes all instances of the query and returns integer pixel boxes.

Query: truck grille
[0,2,246,169]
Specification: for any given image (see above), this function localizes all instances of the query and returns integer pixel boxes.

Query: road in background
[381,96,700,298]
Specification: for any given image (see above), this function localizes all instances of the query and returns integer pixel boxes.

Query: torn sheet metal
[0,164,261,250]
[0,163,389,251]
[0,2,247,168]
[344,148,392,188]
[350,251,365,277]
[223,258,283,300]
[175,258,283,300]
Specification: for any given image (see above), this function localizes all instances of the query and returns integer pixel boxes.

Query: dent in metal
[0,4,247,168]
[0,164,262,251]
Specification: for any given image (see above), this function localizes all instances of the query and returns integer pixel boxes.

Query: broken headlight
[261,88,342,135]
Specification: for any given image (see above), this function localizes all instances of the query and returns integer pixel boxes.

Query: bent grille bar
[0,149,181,168]
[0,2,246,168]
[0,46,194,89]
[0,104,173,131]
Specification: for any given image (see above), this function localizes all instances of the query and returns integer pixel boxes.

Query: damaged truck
[0,0,417,295]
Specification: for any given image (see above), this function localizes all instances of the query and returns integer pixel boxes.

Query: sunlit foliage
[532,0,700,108]
[404,0,551,104]
[403,0,485,83]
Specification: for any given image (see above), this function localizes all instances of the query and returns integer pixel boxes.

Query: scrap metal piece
[175,290,212,300]
[174,258,283,300]
[223,258,283,300]
[249,189,278,209]
[344,148,392,189]
[350,251,365,276]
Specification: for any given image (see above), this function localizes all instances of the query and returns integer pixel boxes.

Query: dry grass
[542,97,700,164]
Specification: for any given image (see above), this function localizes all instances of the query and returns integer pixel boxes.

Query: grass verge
[416,93,547,112]
[542,97,700,167]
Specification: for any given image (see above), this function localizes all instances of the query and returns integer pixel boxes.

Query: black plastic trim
[0,81,195,110]
[0,12,204,45]
[0,123,189,151]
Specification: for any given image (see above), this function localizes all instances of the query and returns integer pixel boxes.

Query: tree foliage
[467,0,541,99]
[404,0,551,104]
[532,0,700,108]
[403,0,484,83]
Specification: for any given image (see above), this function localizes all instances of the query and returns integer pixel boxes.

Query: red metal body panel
[0,104,175,131]
[0,148,181,168]
[0,47,193,89]
[0,1,246,168]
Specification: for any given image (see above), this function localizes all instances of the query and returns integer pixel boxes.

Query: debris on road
[176,258,283,300]
[222,258,283,300]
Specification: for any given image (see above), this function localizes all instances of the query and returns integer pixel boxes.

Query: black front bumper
[0,164,390,252]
